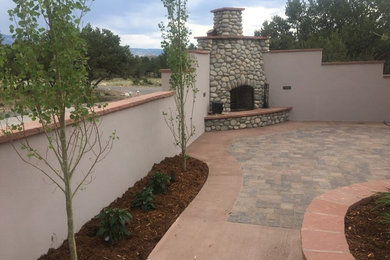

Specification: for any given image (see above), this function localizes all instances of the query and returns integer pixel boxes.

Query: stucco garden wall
[264,49,390,122]
[0,53,209,260]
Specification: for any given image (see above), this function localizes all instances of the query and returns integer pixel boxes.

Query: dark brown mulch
[39,155,209,260]
[345,194,390,259]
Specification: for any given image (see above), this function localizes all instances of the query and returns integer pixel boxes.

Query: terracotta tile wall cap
[159,69,171,73]
[0,91,174,144]
[188,50,210,55]
[269,48,323,53]
[194,35,269,40]
[322,60,385,65]
[210,7,245,13]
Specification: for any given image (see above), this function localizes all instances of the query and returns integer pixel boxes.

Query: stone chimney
[211,7,245,36]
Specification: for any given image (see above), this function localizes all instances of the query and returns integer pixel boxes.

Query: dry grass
[98,77,161,87]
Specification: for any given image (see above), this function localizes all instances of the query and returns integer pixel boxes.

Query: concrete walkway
[148,122,390,259]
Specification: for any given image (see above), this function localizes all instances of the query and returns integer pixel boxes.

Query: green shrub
[96,208,132,245]
[141,78,153,85]
[376,188,390,224]
[131,187,156,211]
[132,78,141,85]
[149,172,171,194]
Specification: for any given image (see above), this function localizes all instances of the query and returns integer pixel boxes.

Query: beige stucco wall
[160,50,211,128]
[0,53,209,260]
[264,49,390,121]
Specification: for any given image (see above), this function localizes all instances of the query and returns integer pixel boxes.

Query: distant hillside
[1,34,163,57]
[130,48,163,57]
[1,34,13,45]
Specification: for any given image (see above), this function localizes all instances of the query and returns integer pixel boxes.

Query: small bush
[149,172,171,194]
[132,78,141,85]
[131,187,156,211]
[141,78,153,85]
[96,208,132,245]
[376,188,390,224]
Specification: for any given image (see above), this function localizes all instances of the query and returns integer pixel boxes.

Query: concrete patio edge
[147,122,306,260]
[301,179,390,260]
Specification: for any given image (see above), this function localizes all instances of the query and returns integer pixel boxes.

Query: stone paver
[228,124,390,229]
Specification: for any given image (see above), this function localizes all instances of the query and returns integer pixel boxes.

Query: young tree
[0,1,115,259]
[159,0,197,171]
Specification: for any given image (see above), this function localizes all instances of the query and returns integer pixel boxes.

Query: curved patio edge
[301,179,390,260]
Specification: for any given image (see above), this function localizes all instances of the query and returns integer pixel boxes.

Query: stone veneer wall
[205,109,290,132]
[196,8,270,113]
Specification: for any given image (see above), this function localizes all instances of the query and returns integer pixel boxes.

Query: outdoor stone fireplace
[196,7,291,132]
[196,7,270,113]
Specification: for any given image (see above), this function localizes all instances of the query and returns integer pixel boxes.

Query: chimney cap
[210,7,245,13]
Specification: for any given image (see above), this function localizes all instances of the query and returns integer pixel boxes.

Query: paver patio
[149,122,390,259]
[228,123,390,229]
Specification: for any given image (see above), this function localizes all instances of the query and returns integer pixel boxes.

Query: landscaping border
[301,179,390,260]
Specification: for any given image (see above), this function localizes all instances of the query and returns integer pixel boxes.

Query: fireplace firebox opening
[230,85,254,111]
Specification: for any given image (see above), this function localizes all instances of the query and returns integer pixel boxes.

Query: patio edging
[301,179,390,260]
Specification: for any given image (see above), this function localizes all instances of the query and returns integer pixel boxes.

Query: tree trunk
[178,0,187,172]
[60,114,78,260]
[65,181,77,260]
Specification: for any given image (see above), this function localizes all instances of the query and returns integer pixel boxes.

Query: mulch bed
[345,194,390,259]
[39,155,209,260]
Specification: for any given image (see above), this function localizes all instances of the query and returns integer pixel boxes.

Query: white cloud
[188,22,212,45]
[242,6,285,36]
[120,32,162,49]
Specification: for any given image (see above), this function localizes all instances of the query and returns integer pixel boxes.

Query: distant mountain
[1,34,14,45]
[130,48,163,57]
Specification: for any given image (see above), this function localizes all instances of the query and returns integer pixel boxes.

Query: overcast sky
[0,0,286,48]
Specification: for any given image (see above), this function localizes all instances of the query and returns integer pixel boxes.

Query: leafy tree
[285,0,312,41]
[81,24,135,87]
[131,54,168,78]
[303,31,348,61]
[160,0,197,171]
[255,16,296,49]
[0,1,115,259]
